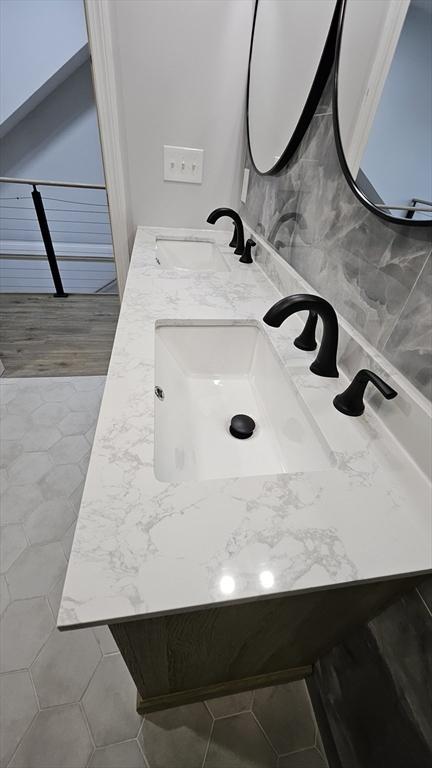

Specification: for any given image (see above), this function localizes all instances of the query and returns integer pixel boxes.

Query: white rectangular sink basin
[155,238,230,271]
[154,322,333,482]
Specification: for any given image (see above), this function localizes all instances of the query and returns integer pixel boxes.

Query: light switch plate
[164,145,204,184]
[240,168,250,203]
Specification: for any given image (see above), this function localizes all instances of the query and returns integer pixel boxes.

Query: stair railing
[0,177,108,297]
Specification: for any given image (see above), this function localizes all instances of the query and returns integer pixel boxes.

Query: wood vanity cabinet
[109,575,420,715]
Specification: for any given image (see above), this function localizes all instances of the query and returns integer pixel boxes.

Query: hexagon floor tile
[140,702,212,768]
[0,377,328,768]
[0,524,27,573]
[7,452,53,486]
[39,463,83,500]
[24,498,76,545]
[82,654,142,747]
[0,483,44,524]
[278,748,327,768]
[205,691,254,719]
[30,628,102,708]
[88,740,146,768]
[92,625,118,655]
[0,575,11,616]
[204,712,277,768]
[0,439,23,470]
[0,670,38,766]
[59,409,97,436]
[0,597,54,673]
[8,704,93,768]
[6,542,67,600]
[21,426,61,452]
[49,435,89,465]
[253,682,316,756]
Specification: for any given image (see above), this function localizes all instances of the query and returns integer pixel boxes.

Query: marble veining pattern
[58,226,431,630]
[241,78,432,400]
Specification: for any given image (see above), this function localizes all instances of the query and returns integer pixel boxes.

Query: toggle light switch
[164,145,204,184]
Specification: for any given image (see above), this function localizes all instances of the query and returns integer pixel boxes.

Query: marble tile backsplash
[241,78,432,400]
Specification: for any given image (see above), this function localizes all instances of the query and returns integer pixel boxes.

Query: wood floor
[0,293,120,377]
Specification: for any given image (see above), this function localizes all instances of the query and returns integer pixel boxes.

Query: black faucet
[207,207,245,256]
[263,294,339,378]
[333,370,397,416]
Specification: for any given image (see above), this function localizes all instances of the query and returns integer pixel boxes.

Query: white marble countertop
[58,226,432,629]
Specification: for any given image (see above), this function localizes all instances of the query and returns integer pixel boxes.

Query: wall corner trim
[84,0,130,299]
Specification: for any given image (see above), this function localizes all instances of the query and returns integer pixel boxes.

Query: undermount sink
[154,322,334,482]
[155,238,230,271]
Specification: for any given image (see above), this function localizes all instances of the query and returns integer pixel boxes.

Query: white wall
[338,0,396,176]
[108,0,254,232]
[0,0,88,127]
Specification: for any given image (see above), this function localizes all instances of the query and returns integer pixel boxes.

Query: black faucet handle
[294,311,318,351]
[333,369,398,417]
[239,238,256,264]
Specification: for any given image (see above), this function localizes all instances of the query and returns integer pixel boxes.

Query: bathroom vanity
[57,225,431,714]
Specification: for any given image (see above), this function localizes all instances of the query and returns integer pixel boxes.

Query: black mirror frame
[246,0,342,177]
[333,0,432,227]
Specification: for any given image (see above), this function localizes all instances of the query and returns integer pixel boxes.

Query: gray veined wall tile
[383,254,432,400]
[418,577,432,615]
[369,592,432,753]
[241,71,432,400]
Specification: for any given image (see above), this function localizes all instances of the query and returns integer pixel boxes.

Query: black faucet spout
[207,207,245,255]
[263,293,339,378]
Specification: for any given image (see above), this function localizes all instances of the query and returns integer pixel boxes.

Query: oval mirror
[247,0,338,175]
[335,0,432,225]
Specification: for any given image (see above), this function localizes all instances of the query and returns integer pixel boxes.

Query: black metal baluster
[31,185,68,297]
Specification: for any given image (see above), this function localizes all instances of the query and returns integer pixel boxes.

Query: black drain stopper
[229,414,256,440]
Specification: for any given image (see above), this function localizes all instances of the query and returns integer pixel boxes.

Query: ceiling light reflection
[219,575,236,595]
[259,570,274,589]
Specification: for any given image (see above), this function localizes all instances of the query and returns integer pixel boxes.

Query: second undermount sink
[155,238,230,271]
[154,322,334,482]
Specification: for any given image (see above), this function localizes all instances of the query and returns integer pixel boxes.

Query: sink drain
[229,414,255,439]
[154,386,165,401]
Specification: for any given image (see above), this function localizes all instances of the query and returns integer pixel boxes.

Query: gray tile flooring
[0,377,328,768]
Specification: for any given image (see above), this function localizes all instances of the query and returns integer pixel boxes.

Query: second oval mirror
[247,0,338,175]
[335,0,432,223]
